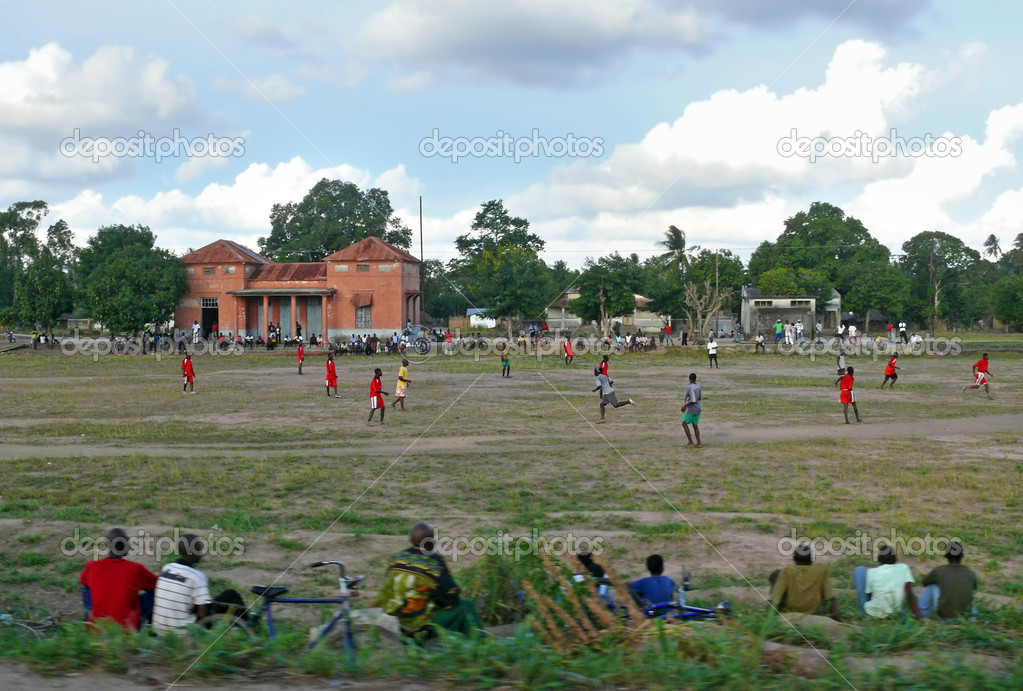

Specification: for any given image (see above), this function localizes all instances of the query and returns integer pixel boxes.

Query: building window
[356,305,371,328]
[201,297,219,308]
[356,264,370,272]
[754,300,773,307]
[334,264,349,272]
[791,300,810,307]
[223,266,236,274]
[378,264,393,272]
[202,267,215,275]
[187,267,195,275]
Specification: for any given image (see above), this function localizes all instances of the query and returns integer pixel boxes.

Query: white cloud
[211,73,307,103]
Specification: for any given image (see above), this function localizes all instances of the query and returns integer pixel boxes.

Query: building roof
[249,262,326,282]
[181,239,269,265]
[321,236,420,263]
[466,308,489,317]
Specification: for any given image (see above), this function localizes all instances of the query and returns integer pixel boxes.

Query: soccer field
[1,342,1021,685]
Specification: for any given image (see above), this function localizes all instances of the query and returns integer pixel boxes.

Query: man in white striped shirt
[152,534,247,632]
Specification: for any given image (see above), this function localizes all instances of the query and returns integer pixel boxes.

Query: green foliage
[686,250,746,313]
[258,179,412,262]
[992,274,1023,330]
[470,247,553,331]
[0,201,49,315]
[756,267,799,295]
[901,230,982,332]
[840,260,910,323]
[421,258,471,320]
[77,224,187,335]
[12,248,74,340]
[571,253,643,334]
[455,199,544,259]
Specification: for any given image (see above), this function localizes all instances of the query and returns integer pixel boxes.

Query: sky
[2,0,1022,267]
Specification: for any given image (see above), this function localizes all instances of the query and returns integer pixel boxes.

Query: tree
[983,234,1002,259]
[841,260,911,332]
[686,250,746,314]
[454,200,544,260]
[471,247,553,337]
[756,267,799,296]
[0,201,48,315]
[12,247,74,346]
[258,179,412,262]
[748,202,889,299]
[992,275,1023,331]
[683,280,734,344]
[901,231,981,334]
[571,254,643,336]
[78,225,188,335]
[643,226,697,323]
[1015,233,1023,252]
[421,259,471,321]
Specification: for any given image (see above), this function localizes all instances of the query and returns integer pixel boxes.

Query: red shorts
[370,394,384,409]
[840,390,855,404]
[326,375,337,387]
[183,375,194,383]
[975,372,987,386]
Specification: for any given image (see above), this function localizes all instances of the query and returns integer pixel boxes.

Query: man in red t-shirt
[563,338,574,365]
[297,343,305,375]
[880,355,900,389]
[664,323,673,345]
[325,352,339,398]
[368,367,388,424]
[964,353,993,398]
[181,354,195,394]
[839,366,861,424]
[79,528,158,630]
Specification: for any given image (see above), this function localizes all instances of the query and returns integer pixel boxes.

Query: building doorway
[201,297,219,338]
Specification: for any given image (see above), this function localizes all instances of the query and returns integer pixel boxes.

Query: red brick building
[175,237,422,340]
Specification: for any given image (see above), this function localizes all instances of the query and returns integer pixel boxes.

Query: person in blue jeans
[630,554,677,615]
[853,543,922,620]
[919,541,978,621]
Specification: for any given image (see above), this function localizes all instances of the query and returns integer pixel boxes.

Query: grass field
[0,340,1021,688]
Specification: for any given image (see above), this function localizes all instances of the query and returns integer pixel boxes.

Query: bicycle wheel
[318,610,405,654]
[194,613,258,639]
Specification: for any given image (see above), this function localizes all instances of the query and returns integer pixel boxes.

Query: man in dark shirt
[769,542,840,620]
[374,522,481,642]
[920,541,978,620]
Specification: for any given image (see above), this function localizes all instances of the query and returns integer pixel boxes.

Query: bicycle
[198,560,401,654]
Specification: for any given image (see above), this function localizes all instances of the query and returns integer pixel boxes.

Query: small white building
[740,286,841,337]
[467,308,497,329]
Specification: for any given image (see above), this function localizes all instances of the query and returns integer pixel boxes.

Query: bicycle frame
[255,561,361,651]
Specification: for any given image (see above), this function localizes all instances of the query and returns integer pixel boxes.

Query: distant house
[467,308,497,329]
[740,287,841,336]
[546,290,665,333]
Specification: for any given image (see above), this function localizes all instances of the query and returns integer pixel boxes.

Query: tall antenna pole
[419,196,424,262]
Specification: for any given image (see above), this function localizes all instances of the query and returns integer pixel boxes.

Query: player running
[839,366,861,424]
[880,354,900,389]
[325,352,339,399]
[592,366,633,423]
[181,353,196,394]
[964,353,993,399]
[563,337,574,365]
[392,359,411,410]
[368,368,388,424]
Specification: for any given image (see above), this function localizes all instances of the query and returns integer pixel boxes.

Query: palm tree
[657,225,699,270]
[1015,232,1023,252]
[983,234,1002,259]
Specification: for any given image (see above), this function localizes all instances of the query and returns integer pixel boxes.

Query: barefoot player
[593,367,633,423]
[181,353,195,394]
[964,353,993,399]
[681,372,702,448]
[840,366,861,424]
[500,345,511,378]
[392,359,411,410]
[325,352,339,399]
[368,368,387,423]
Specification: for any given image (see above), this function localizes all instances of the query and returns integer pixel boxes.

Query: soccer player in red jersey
[840,366,861,424]
[964,352,993,398]
[181,353,195,394]
[368,367,388,424]
[325,352,339,398]
[563,337,574,365]
[79,528,158,630]
[297,342,305,375]
[880,354,900,389]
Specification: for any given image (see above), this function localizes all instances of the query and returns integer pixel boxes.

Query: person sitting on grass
[630,554,677,615]
[919,541,978,621]
[768,542,840,621]
[375,522,481,643]
[853,542,922,620]
[79,528,158,630]
[152,534,249,633]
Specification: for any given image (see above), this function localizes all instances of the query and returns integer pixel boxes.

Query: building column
[321,295,328,343]
[263,295,269,338]
[290,295,297,338]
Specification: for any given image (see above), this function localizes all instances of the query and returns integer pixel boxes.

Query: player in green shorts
[681,372,702,448]
[500,345,511,377]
